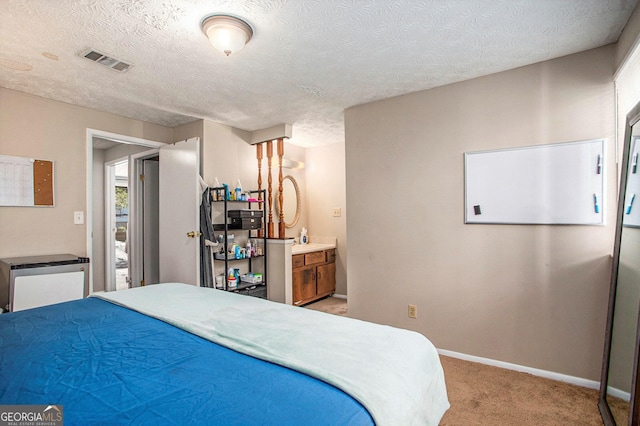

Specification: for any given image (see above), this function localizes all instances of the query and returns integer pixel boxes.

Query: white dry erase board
[464,139,605,225]
[0,154,54,207]
[623,136,640,228]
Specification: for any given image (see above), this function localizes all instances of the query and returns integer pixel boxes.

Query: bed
[0,283,449,425]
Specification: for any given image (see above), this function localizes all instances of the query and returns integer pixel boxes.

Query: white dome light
[201,15,253,57]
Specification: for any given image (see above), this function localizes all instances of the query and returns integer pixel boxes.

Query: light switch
[74,211,84,225]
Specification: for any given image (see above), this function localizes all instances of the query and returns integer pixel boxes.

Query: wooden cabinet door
[316,262,336,296]
[292,266,316,305]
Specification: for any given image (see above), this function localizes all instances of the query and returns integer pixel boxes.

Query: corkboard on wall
[0,155,54,207]
[33,160,54,206]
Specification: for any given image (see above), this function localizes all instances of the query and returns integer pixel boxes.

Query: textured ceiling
[0,0,638,147]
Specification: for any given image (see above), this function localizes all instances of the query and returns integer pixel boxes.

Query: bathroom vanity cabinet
[292,248,335,306]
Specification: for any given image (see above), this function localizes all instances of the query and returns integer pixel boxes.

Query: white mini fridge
[0,254,89,312]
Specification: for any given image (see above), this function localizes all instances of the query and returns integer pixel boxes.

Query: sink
[291,243,335,255]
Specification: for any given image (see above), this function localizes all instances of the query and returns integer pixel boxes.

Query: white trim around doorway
[85,129,166,294]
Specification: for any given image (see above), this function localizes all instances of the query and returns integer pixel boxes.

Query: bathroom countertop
[291,243,336,255]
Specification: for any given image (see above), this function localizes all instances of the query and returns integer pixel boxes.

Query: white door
[159,137,201,285]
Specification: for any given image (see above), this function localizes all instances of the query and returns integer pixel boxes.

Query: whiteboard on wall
[0,154,54,207]
[623,136,640,228]
[464,139,605,225]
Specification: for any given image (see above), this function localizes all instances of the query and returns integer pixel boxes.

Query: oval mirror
[276,175,301,228]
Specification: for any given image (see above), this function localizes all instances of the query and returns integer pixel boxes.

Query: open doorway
[87,130,201,293]
[88,130,165,293]
[103,152,161,291]
[104,153,149,292]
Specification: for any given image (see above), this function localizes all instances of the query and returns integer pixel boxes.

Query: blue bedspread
[0,298,373,425]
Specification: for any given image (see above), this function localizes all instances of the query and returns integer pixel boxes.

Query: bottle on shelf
[227,268,236,289]
[214,177,222,200]
[235,179,242,201]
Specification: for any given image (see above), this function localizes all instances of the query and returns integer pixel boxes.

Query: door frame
[85,129,165,294]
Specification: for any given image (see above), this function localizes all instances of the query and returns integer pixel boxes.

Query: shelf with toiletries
[210,187,267,299]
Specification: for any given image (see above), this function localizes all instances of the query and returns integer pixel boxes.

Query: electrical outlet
[74,211,84,225]
[408,304,417,319]
[332,208,341,217]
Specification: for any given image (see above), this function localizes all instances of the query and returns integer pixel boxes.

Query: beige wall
[201,120,253,190]
[345,46,616,381]
[0,88,174,261]
[173,120,204,148]
[306,142,348,296]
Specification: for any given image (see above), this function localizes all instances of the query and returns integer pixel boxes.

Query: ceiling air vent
[80,49,132,73]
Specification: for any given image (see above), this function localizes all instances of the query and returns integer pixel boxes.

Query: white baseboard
[437,348,600,390]
[332,293,347,299]
[607,386,631,402]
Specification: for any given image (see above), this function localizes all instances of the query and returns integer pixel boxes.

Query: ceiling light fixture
[201,14,253,56]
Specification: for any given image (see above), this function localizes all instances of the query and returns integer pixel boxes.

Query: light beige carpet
[305,297,610,425]
[439,355,602,425]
